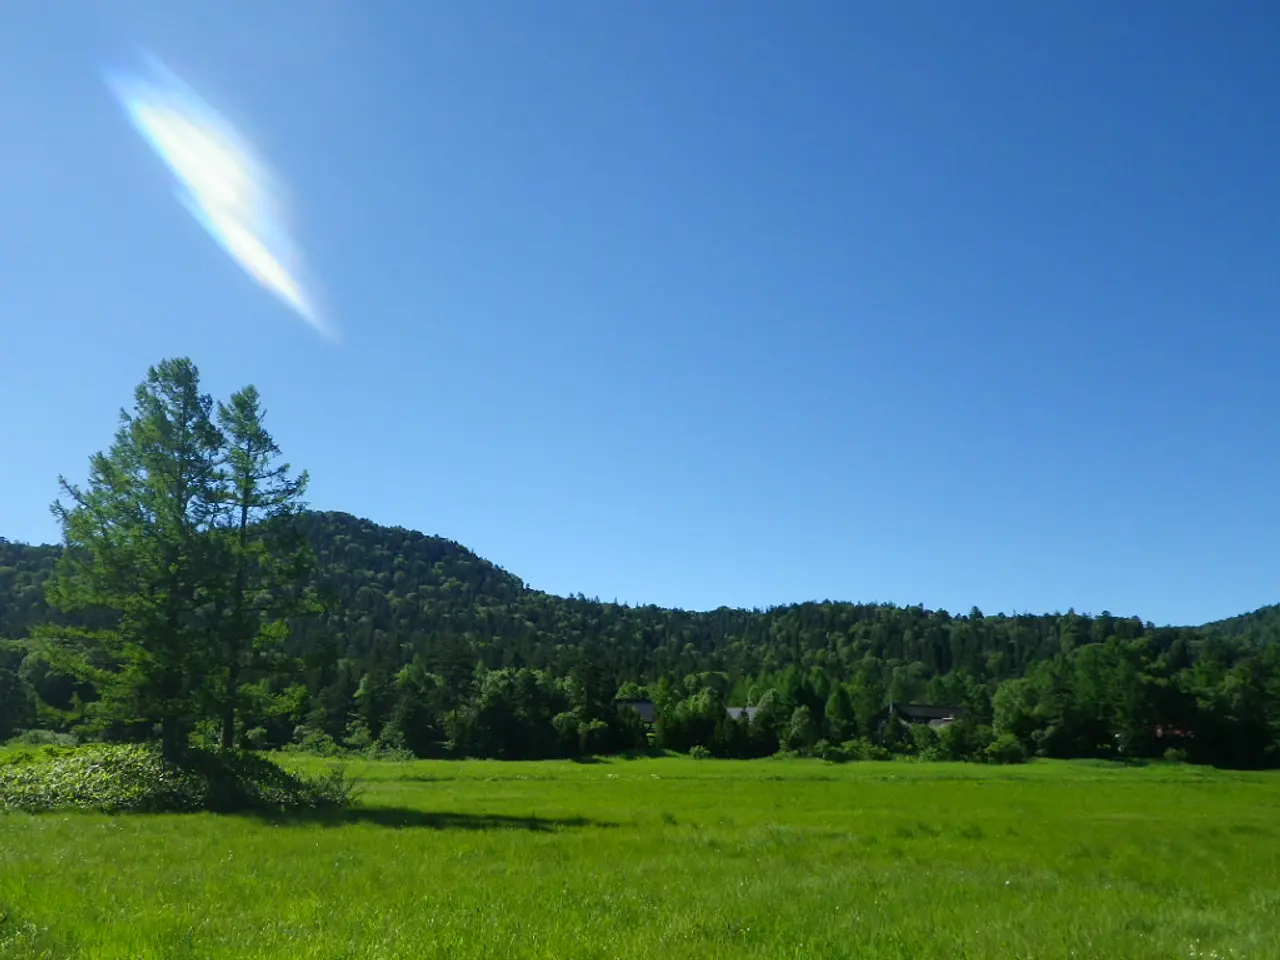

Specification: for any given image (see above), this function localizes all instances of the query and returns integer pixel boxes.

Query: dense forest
[2,359,1278,769]
[4,510,1279,767]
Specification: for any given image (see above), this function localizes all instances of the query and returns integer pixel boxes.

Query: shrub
[283,726,345,758]
[910,724,942,761]
[360,741,415,762]
[1163,747,1189,764]
[5,729,78,748]
[843,738,892,762]
[985,733,1028,765]
[578,719,611,756]
[244,727,270,751]
[0,744,356,814]
[813,739,848,763]
[344,719,376,752]
[688,745,712,760]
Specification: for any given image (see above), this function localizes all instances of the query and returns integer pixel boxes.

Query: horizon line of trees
[0,358,1277,768]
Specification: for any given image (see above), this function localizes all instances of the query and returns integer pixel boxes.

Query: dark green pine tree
[212,385,314,750]
[48,358,224,760]
[824,685,856,743]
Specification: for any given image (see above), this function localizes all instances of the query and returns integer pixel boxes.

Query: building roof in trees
[616,699,656,724]
[883,703,966,723]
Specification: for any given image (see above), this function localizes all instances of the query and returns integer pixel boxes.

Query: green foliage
[812,739,852,763]
[4,729,77,748]
[284,726,345,758]
[31,359,318,764]
[209,384,314,751]
[844,738,892,761]
[2,358,1279,769]
[0,668,35,741]
[985,733,1029,764]
[688,744,712,759]
[0,744,353,813]
[909,723,942,760]
[48,359,227,759]
[823,685,855,742]
[779,705,820,752]
[936,720,995,762]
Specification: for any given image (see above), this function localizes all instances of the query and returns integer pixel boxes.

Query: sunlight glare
[104,55,332,340]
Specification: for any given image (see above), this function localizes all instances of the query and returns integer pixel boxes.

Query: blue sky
[2,1,1278,626]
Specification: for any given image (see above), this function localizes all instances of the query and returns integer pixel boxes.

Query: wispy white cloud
[105,54,334,340]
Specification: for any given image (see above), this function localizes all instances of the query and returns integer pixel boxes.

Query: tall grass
[2,755,1278,959]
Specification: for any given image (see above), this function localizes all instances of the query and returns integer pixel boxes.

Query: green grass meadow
[3,754,1279,959]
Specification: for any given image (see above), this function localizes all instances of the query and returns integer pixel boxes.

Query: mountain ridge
[4,508,1279,766]
[3,508,1277,635]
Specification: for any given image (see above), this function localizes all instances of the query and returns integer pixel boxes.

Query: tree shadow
[616,748,670,760]
[238,806,618,831]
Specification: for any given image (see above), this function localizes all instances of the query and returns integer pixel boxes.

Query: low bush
[5,729,78,748]
[843,738,893,762]
[985,733,1029,765]
[279,725,414,762]
[0,744,357,814]
[283,726,345,758]
[812,739,842,762]
[688,745,712,760]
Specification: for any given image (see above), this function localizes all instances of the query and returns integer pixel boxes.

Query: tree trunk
[220,661,238,751]
[221,493,251,752]
[161,714,184,763]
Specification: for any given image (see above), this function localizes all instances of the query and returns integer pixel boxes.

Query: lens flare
[104,54,333,340]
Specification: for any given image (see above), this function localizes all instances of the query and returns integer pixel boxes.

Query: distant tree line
[1,359,1278,768]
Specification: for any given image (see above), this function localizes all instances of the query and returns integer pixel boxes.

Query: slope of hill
[4,510,1279,766]
[0,538,60,641]
[2,510,1273,682]
[1204,604,1280,644]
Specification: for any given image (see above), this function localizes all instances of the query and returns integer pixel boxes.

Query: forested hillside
[3,508,1279,767]
[8,509,1255,683]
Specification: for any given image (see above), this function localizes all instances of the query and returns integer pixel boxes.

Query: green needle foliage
[211,385,314,751]
[36,359,317,790]
[48,359,225,760]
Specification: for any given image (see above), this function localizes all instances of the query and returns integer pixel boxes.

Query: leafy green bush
[283,726,345,757]
[1163,747,1189,764]
[5,729,78,748]
[910,725,943,760]
[812,739,836,761]
[360,741,416,762]
[813,739,850,763]
[0,744,356,814]
[843,738,892,762]
[985,733,1029,765]
[688,745,712,760]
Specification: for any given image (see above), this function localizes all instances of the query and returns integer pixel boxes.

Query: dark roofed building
[616,698,657,725]
[876,703,965,738]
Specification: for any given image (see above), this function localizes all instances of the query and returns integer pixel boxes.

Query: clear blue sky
[2,1,1278,626]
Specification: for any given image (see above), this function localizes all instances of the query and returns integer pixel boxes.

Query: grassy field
[2,753,1279,959]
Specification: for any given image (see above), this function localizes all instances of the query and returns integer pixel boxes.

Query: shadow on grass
[239,806,618,831]
[615,748,672,761]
